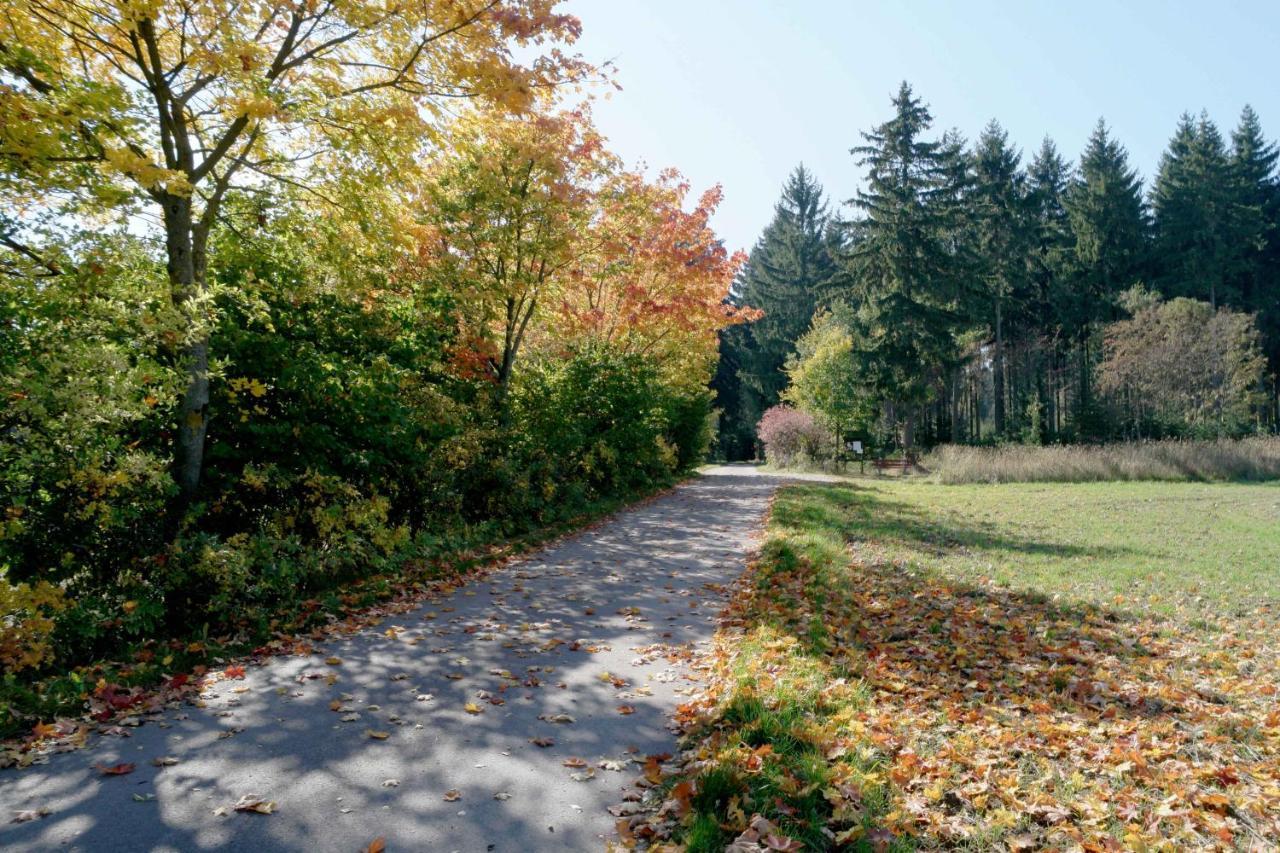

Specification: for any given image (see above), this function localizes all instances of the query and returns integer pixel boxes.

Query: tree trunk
[949,369,961,443]
[993,302,1006,436]
[164,192,210,507]
[901,407,916,455]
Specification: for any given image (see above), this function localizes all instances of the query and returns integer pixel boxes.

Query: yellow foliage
[0,580,68,672]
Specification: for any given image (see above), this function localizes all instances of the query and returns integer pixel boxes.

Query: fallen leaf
[151,756,179,767]
[11,807,51,823]
[325,657,342,666]
[365,729,390,740]
[363,837,386,853]
[94,762,135,776]
[232,795,276,815]
[463,702,483,715]
[381,779,400,788]
[494,792,512,801]
[224,665,246,680]
[539,713,575,724]
[443,789,461,802]
[562,757,588,768]
[616,705,636,715]
[531,737,555,748]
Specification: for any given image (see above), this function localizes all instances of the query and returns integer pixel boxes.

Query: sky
[563,0,1280,254]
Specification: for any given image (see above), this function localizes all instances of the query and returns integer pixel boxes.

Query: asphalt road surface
[1,465,820,852]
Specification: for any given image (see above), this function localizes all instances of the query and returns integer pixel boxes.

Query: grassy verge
[1,479,677,753]
[925,437,1280,484]
[643,480,1280,850]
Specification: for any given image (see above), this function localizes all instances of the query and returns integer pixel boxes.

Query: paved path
[1,466,815,852]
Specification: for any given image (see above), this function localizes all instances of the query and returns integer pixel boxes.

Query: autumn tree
[558,168,751,390]
[417,107,610,405]
[1099,290,1266,435]
[783,308,873,443]
[1,0,589,503]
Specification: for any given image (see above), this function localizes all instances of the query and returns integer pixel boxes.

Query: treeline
[0,2,744,727]
[715,83,1280,459]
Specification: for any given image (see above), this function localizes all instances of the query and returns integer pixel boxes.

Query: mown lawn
[635,479,1280,851]
[842,479,1280,619]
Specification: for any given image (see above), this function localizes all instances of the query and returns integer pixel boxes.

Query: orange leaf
[94,762,135,776]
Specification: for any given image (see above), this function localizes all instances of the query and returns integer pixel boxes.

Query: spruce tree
[1026,138,1075,438]
[1151,113,1234,308]
[1062,120,1146,429]
[1027,138,1074,334]
[734,165,838,429]
[845,82,973,451]
[1228,105,1280,372]
[1066,121,1147,320]
[971,120,1032,435]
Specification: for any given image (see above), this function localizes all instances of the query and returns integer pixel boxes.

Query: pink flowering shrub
[756,405,827,467]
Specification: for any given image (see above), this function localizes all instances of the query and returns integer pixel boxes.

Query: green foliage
[1098,293,1267,436]
[844,83,974,435]
[0,206,707,731]
[717,165,838,457]
[784,309,874,438]
[719,86,1280,453]
[0,237,178,611]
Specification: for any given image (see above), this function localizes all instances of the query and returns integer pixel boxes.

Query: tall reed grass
[925,437,1280,484]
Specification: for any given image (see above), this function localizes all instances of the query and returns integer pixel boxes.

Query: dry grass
[925,437,1280,484]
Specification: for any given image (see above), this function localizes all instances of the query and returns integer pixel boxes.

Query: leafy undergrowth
[630,483,1280,851]
[1,484,673,764]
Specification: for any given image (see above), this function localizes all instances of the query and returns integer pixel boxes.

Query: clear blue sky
[565,0,1280,253]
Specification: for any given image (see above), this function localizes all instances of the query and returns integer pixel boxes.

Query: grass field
[646,479,1280,851]
[844,479,1280,619]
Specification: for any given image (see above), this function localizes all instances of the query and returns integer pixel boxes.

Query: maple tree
[415,107,610,401]
[1,0,589,500]
[559,168,754,390]
[417,107,753,402]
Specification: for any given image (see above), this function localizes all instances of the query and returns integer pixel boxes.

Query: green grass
[849,478,1280,618]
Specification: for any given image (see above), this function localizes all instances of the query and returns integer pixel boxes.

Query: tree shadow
[0,469,799,852]
[708,481,1276,848]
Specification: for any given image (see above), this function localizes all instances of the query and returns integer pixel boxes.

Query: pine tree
[735,165,838,428]
[1151,113,1234,308]
[971,120,1032,435]
[845,82,973,450]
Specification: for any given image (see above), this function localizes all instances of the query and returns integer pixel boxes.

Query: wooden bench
[872,456,915,475]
